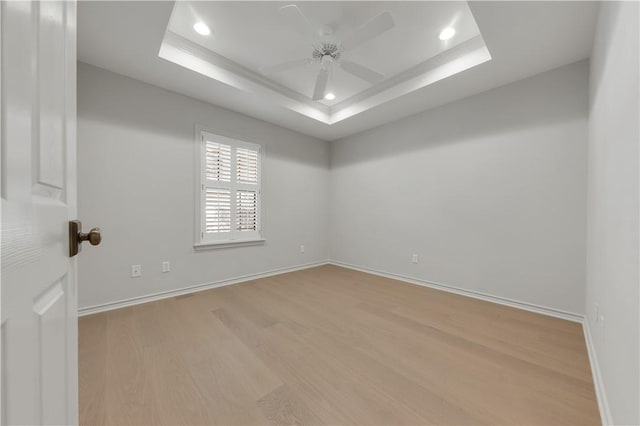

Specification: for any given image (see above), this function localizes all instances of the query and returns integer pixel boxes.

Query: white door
[1,1,79,424]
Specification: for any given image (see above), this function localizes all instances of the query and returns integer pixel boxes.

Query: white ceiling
[160,1,489,124]
[78,1,598,141]
[166,2,482,105]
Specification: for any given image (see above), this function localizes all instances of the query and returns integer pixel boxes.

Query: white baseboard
[328,259,584,323]
[78,260,329,316]
[80,259,583,322]
[583,319,612,426]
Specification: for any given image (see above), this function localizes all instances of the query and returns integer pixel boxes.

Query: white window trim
[194,125,265,250]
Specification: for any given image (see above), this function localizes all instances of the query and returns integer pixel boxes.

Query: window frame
[194,126,265,250]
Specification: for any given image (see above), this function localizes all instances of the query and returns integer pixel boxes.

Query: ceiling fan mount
[260,4,395,101]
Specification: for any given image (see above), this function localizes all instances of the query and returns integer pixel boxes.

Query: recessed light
[193,22,211,36]
[438,27,456,41]
[324,93,336,100]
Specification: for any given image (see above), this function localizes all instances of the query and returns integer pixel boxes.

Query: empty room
[1,0,638,425]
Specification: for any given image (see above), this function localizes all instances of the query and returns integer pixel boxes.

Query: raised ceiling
[78,1,598,140]
[163,1,487,122]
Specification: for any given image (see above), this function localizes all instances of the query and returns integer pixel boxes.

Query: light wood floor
[79,265,600,425]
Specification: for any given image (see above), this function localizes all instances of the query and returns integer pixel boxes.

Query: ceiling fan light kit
[261,4,396,102]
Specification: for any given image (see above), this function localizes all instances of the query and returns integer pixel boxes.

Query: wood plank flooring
[79,265,600,425]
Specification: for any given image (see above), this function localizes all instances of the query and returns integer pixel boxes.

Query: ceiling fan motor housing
[312,43,343,62]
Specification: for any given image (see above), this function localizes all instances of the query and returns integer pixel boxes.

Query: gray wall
[329,61,589,315]
[77,63,330,309]
[79,61,591,318]
[586,2,640,424]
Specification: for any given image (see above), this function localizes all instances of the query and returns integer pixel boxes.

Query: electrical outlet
[300,245,305,253]
[162,261,170,273]
[131,264,142,278]
[412,254,419,264]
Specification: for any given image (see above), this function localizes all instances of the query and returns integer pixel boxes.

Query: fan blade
[312,67,330,101]
[260,58,309,75]
[279,4,317,40]
[342,11,394,51]
[340,60,385,84]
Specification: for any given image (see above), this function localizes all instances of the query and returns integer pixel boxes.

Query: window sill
[194,239,266,251]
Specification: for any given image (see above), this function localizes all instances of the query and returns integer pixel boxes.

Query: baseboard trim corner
[328,260,584,323]
[78,260,330,316]
[583,319,612,426]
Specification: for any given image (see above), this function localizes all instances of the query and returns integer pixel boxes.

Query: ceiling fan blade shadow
[312,67,330,101]
[260,58,310,75]
[340,60,385,84]
[342,11,394,51]
[279,4,318,40]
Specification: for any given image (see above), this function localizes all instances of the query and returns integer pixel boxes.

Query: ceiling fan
[260,5,395,101]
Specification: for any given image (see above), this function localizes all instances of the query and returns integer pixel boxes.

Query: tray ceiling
[160,1,491,124]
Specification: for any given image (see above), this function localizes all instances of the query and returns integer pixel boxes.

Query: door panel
[36,278,68,425]
[38,1,65,191]
[1,1,78,424]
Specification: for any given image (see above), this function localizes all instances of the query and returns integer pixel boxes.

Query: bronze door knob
[69,221,102,257]
[79,228,101,246]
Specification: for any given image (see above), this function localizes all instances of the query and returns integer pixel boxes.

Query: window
[197,130,262,247]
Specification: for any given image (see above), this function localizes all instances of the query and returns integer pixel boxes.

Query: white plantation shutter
[206,141,231,182]
[237,147,258,184]
[236,190,257,231]
[205,189,231,233]
[199,130,261,243]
